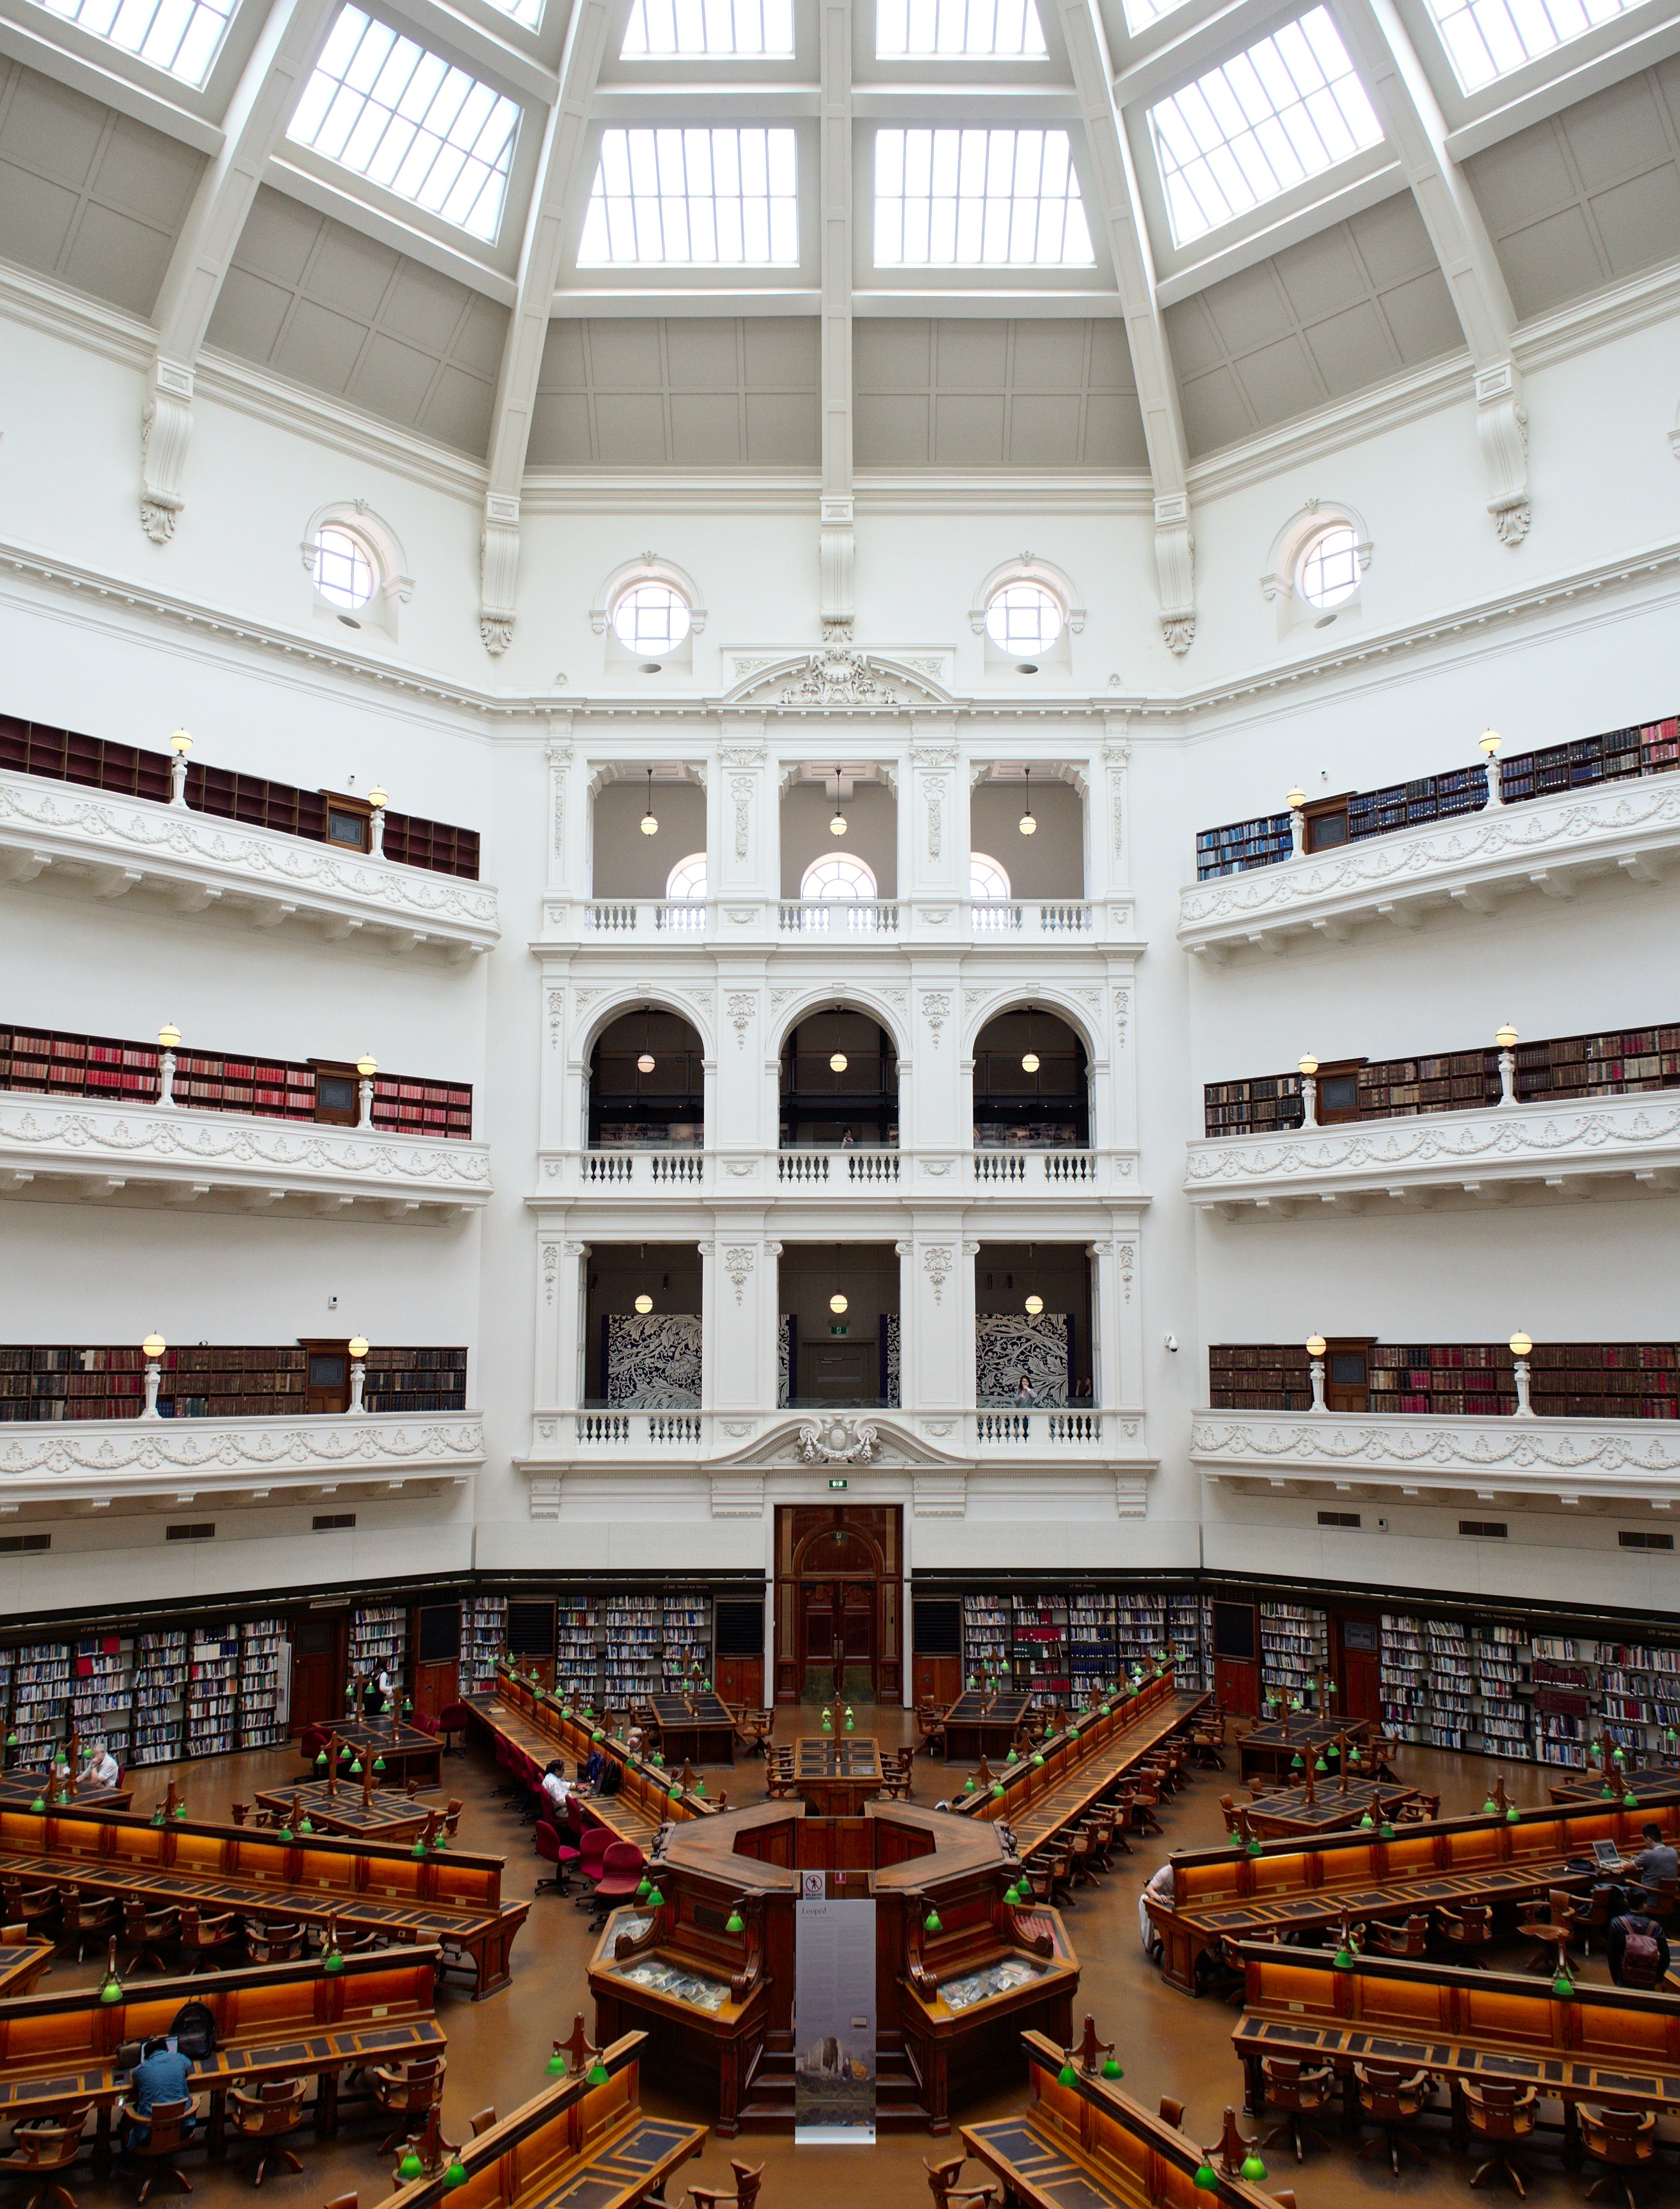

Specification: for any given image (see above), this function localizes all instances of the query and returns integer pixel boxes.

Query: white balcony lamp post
[356,1056,377,1130]
[1510,1332,1534,1418]
[1307,1336,1327,1414]
[1496,1025,1518,1107]
[1286,787,1307,857]
[1480,729,1503,807]
[366,786,388,858]
[140,1335,166,1419]
[1298,1055,1319,1130]
[347,1337,369,1413]
[168,730,192,806]
[157,1026,180,1108]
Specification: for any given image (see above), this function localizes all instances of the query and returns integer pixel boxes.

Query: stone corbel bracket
[480,492,521,656]
[1476,362,1530,547]
[140,357,195,545]
[1153,494,1194,654]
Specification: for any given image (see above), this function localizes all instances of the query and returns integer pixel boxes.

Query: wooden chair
[121,1902,180,1976]
[1353,2062,1433,2174]
[441,1800,463,1840]
[1580,2105,1658,2209]
[916,1706,948,1760]
[227,2078,305,2187]
[687,2161,765,2209]
[1396,1792,1442,1823]
[1259,2057,1335,2162]
[372,2057,445,2157]
[0,2105,90,2209]
[2,1883,59,1936]
[243,1920,302,1966]
[176,1909,241,1974]
[1365,1913,1430,1959]
[922,2155,997,2207]
[1629,1875,1677,1925]
[1463,2081,1538,2196]
[55,1890,117,1965]
[467,2112,497,2140]
[116,2095,198,2206]
[1434,1903,1494,1967]
[1157,2097,1185,2129]
[1517,1888,1585,1974]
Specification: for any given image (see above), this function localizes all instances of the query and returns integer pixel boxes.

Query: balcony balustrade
[553,896,1135,949]
[533,1145,1136,1204]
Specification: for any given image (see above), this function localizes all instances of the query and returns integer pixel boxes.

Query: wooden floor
[7,1715,1606,2209]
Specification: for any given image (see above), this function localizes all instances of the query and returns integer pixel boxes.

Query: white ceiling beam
[0,11,223,150]
[478,0,620,654]
[138,0,340,544]
[370,0,559,103]
[1054,0,1196,653]
[1336,0,1532,545]
[819,0,854,637]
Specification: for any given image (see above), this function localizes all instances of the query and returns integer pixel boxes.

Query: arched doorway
[773,1505,903,1706]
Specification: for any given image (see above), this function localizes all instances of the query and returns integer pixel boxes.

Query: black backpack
[169,2001,217,2058]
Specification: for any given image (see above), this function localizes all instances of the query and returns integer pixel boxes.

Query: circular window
[801,854,878,901]
[613,584,692,655]
[985,582,1063,654]
[312,526,375,611]
[970,854,1011,901]
[1298,526,1361,611]
[665,854,708,901]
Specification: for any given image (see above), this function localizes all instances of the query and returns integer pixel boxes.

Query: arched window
[663,852,707,932]
[970,851,1016,933]
[985,581,1063,654]
[311,524,376,614]
[801,853,877,900]
[613,583,692,655]
[1298,524,1361,611]
[666,853,707,899]
[970,853,1011,901]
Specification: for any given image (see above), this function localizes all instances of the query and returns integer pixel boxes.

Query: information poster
[793,1882,877,2143]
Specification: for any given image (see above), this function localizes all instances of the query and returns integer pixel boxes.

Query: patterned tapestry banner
[606,1314,702,1407]
[976,1312,1071,1404]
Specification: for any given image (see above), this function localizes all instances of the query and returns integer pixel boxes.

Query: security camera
[1164,1333,1179,1353]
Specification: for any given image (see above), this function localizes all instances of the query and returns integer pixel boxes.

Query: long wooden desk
[0,1937,53,1999]
[792,1737,882,1815]
[1245,1779,1416,1838]
[0,1775,135,1812]
[945,1691,1032,1763]
[252,1779,432,1841]
[1239,1718,1367,1782]
[0,1943,442,2168]
[385,2029,702,2209]
[1552,1766,1680,1805]
[647,1693,734,1766]
[959,1677,1208,1857]
[0,1802,526,1999]
[466,1679,712,1846]
[304,1721,443,1788]
[1149,1797,1680,1996]
[1231,1939,1680,2149]
[962,2029,1287,2209]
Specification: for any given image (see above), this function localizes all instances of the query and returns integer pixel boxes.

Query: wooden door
[773,1506,902,1705]
[1211,1599,1260,1718]
[1324,1338,1376,1413]
[411,1604,460,1718]
[1335,1616,1384,1725]
[289,1613,344,1733]
[801,1581,842,1690]
[299,1339,351,1415]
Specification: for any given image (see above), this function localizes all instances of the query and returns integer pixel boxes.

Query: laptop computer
[1592,1838,1623,1869]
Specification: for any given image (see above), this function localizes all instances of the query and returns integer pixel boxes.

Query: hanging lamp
[1019,766,1036,836]
[640,768,659,836]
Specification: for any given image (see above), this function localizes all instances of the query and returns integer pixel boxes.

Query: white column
[705,1225,772,1416]
[907,725,959,907]
[718,724,774,900]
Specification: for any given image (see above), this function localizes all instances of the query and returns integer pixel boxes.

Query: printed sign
[793,1895,876,2144]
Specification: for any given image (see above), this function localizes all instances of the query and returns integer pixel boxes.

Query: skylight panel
[622,0,793,54]
[579,129,799,262]
[1120,0,1193,33]
[286,6,522,245]
[41,0,232,89]
[1147,7,1384,248]
[877,0,1047,57]
[874,128,1093,264]
[1422,0,1634,92]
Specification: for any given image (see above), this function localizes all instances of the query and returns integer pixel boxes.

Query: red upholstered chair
[437,1704,474,1757]
[411,1713,439,1739]
[533,1822,578,1896]
[589,1843,647,1928]
[572,1827,611,1909]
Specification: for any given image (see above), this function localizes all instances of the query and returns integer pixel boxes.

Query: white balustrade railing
[777,899,900,935]
[977,1409,1103,1444]
[974,1150,1095,1184]
[552,1406,1119,1459]
[575,1411,703,1446]
[548,894,1119,944]
[971,901,1022,935]
[555,1146,1117,1196]
[650,1153,704,1183]
[584,900,708,935]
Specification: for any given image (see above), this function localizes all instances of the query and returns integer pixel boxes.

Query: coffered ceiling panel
[1465,65,1680,323]
[0,59,203,319]
[853,319,1145,469]
[528,317,821,467]
[1168,195,1462,460]
[205,187,508,457]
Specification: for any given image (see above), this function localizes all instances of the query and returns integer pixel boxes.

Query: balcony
[0,1409,485,1509]
[0,768,499,958]
[1178,771,1680,959]
[1192,1407,1680,1510]
[541,896,1139,950]
[532,1146,1139,1205]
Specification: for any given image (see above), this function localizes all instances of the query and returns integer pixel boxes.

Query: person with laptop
[1631,1821,1679,1902]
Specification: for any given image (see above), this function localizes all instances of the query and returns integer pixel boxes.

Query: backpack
[168,2001,218,2058]
[1620,1931,1663,1985]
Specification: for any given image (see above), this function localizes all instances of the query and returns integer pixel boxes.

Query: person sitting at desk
[127,2037,194,2147]
[584,1746,605,1787]
[1609,1909,1671,1986]
[1139,1862,1174,1960]
[81,1739,119,1788]
[1632,1820,1678,1898]
[541,1759,579,1813]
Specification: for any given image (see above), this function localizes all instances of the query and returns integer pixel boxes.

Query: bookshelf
[1379,1616,1427,1743]
[460,1595,507,1694]
[348,1606,407,1694]
[1012,1595,1072,1705]
[1420,1619,1473,1750]
[1208,1345,1313,1412]
[961,1595,1012,1688]
[0,1342,467,1422]
[239,1619,288,1749]
[1071,1592,1123,1693]
[601,1595,661,1708]
[70,1635,135,1764]
[1202,1074,1304,1138]
[1531,1634,1594,1768]
[132,1629,187,1766]
[362,1348,468,1416]
[661,1589,712,1690]
[556,1597,597,1700]
[188,1624,239,1758]
[1260,1601,1326,1710]
[12,1643,69,1764]
[1211,1341,1679,1422]
[1195,812,1293,881]
[1472,1625,1530,1759]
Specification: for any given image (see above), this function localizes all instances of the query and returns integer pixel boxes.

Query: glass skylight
[874,129,1093,265]
[287,7,522,245]
[41,0,233,88]
[622,0,793,53]
[877,0,1047,57]
[1148,7,1383,248]
[1422,0,1634,92]
[579,129,799,263]
[1120,0,1193,32]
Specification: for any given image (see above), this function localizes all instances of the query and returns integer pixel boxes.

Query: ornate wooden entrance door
[774,1505,902,1705]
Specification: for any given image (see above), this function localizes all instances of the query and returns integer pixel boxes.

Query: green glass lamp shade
[1590,1738,1602,1757]
[1552,1969,1574,1997]
[1506,1806,1520,1823]
[1482,1797,1497,1815]
[587,2061,610,2087]
[652,1752,665,1767]
[1348,1747,1361,1766]
[1613,1746,1626,1762]
[174,1804,187,1820]
[350,1758,363,1776]
[443,2163,466,2189]
[1602,1784,1617,1800]
[373,1756,386,1773]
[1031,1752,1045,1767]
[545,2050,568,2076]
[402,1697,414,1715]
[694,1779,706,1794]
[1057,2063,1078,2087]
[923,1909,942,1933]
[1193,2165,1219,2191]
[3,1734,14,1748]
[29,1798,44,1814]
[821,1714,833,1732]
[1314,1756,1328,1774]
[323,1948,344,1974]
[645,1886,665,1908]
[398,2152,424,2179]
[726,1910,745,1934]
[1359,1811,1374,1829]
[962,1775,976,1792]
[591,1730,602,1743]
[99,1976,123,2004]
[1101,2056,1123,2079]
[991,1782,1006,1798]
[1240,2155,1267,2183]
[278,1826,294,1843]
[411,1838,428,1858]
[845,1715,855,1731]
[316,1752,328,1770]
[1625,1791,1640,1808]
[1379,1822,1395,1841]
[1247,1838,1262,1856]
[300,1818,314,1834]
[1067,1725,1080,1742]
[636,1879,652,1901]
[1334,1945,1355,1969]
[1290,1753,1304,1771]
[347,1683,358,1703]
[668,1783,683,1800]
[150,1808,165,1827]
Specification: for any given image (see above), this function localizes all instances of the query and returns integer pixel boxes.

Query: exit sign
[828,1477,847,1490]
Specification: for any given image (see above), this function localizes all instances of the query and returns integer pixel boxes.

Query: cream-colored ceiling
[1465,62,1680,322]
[205,187,509,456]
[854,319,1145,469]
[0,59,203,319]
[529,317,820,467]
[1167,195,1462,459]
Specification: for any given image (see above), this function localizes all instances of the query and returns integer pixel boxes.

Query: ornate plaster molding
[0,1414,485,1499]
[1192,1411,1680,1501]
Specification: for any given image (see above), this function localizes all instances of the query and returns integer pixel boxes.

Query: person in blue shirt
[127,2038,194,2149]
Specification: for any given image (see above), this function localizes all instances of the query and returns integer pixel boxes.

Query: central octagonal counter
[587,1797,1078,2136]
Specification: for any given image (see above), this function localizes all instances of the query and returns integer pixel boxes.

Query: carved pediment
[710,1415,969,1471]
[723,646,955,711]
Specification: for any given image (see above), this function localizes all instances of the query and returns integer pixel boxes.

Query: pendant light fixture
[829,767,848,837]
[829,1052,848,1073]
[1019,766,1036,836]
[829,1293,848,1315]
[634,1294,654,1315]
[1024,1294,1044,1316]
[638,1053,656,1073]
[640,768,659,836]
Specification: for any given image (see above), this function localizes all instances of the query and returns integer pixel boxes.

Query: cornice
[0,1413,486,1495]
